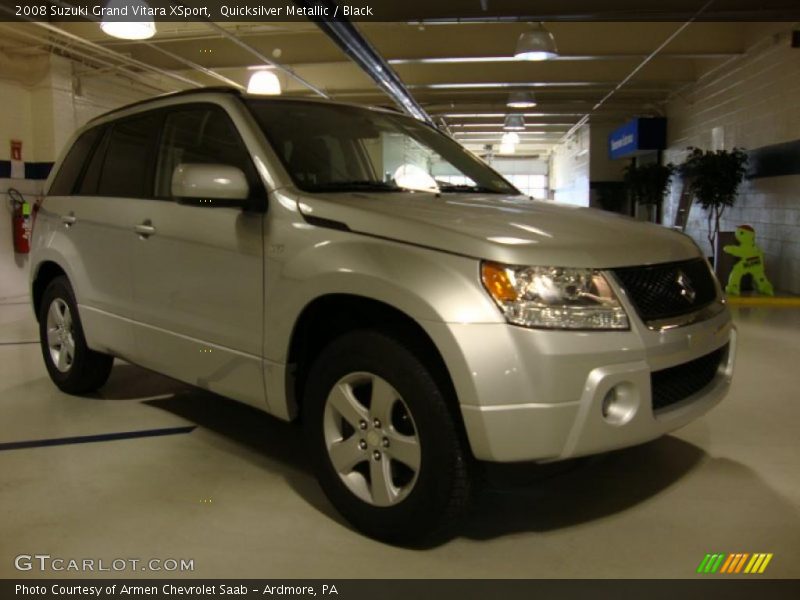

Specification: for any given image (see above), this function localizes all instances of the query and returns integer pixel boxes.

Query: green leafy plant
[623,162,676,221]
[679,147,748,264]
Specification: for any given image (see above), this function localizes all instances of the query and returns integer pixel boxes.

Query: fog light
[601,384,637,425]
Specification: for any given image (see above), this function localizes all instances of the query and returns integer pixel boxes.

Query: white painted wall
[0,80,34,162]
[663,26,800,293]
[1,55,150,300]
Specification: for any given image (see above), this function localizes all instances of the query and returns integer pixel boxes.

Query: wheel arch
[31,261,68,321]
[285,294,468,442]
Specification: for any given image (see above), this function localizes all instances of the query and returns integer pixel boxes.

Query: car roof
[88,86,405,125]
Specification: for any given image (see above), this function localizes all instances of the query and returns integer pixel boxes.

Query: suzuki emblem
[676,270,696,303]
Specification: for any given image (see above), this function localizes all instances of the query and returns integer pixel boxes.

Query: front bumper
[427,305,735,462]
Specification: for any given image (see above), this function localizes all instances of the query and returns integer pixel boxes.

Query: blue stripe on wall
[0,161,54,180]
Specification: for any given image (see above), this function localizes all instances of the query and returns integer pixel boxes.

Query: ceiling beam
[302,4,433,122]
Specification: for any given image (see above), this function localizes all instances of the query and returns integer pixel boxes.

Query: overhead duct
[296,0,432,124]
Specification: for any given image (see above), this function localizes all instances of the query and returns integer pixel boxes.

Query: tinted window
[156,106,258,198]
[77,129,109,195]
[49,127,103,196]
[246,99,518,195]
[97,113,161,198]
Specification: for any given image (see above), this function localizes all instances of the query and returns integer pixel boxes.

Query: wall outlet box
[792,30,800,48]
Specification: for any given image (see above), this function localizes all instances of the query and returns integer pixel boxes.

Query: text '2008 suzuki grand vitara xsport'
[30,88,735,542]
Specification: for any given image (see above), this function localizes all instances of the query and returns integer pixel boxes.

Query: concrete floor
[1,298,798,579]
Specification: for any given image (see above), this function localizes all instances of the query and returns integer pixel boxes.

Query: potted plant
[679,147,748,266]
[623,161,676,223]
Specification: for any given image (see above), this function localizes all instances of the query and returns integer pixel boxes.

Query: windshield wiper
[309,180,406,193]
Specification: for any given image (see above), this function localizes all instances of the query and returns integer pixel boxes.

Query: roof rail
[89,86,244,123]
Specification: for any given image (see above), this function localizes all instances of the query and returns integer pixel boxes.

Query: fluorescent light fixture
[456,140,555,144]
[504,114,526,131]
[460,139,554,144]
[100,0,156,40]
[389,57,515,64]
[414,82,593,89]
[440,113,583,118]
[455,132,557,137]
[507,91,537,108]
[247,70,281,95]
[449,123,569,128]
[514,22,559,61]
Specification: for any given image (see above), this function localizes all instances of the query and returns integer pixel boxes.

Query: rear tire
[303,330,471,543]
[38,276,113,394]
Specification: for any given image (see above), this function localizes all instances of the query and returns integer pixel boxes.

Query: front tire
[38,276,113,394]
[303,330,471,543]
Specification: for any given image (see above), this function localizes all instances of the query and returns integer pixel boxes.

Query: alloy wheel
[46,298,75,373]
[322,372,421,507]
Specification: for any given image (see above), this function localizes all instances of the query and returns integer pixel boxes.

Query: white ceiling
[1,3,795,155]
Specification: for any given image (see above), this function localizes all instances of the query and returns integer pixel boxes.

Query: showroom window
[502,174,548,199]
[487,157,550,199]
[96,113,161,199]
[155,105,258,199]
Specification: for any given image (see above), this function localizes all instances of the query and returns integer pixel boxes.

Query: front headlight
[480,261,629,330]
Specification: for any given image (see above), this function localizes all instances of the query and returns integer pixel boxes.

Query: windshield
[245,99,519,195]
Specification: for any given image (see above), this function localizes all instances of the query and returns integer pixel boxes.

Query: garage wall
[1,55,150,301]
[663,27,800,294]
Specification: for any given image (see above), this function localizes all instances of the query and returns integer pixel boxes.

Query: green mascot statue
[722,224,774,296]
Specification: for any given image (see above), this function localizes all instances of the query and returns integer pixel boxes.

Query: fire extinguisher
[9,188,31,254]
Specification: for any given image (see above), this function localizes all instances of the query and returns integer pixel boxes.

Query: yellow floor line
[726,296,800,307]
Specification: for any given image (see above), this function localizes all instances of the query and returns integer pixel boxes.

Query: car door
[42,115,162,361]
[127,103,267,409]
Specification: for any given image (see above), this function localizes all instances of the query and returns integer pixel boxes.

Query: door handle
[62,213,76,227]
[135,220,156,238]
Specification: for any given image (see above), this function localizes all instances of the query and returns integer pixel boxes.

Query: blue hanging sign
[608,118,667,160]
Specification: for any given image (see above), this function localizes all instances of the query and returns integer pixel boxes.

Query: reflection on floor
[1,300,798,578]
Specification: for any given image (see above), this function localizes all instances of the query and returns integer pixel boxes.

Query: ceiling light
[499,142,516,154]
[502,132,520,145]
[99,0,156,40]
[507,91,537,108]
[247,70,281,95]
[514,22,558,61]
[504,114,526,131]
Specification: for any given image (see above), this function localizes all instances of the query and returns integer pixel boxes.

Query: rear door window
[96,112,162,198]
[48,127,103,196]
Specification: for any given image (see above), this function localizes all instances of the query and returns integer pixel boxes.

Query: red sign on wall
[10,139,22,162]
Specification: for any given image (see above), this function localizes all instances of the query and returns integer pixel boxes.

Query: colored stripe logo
[697,553,773,574]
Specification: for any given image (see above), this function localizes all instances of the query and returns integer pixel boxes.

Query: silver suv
[30,88,735,542]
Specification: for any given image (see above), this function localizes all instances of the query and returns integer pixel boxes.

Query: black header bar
[2,0,800,23]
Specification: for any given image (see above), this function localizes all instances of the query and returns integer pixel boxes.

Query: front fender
[264,231,503,364]
[260,226,505,420]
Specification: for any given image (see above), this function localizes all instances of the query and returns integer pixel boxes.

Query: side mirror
[171,163,250,208]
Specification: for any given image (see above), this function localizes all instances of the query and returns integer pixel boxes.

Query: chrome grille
[613,258,718,323]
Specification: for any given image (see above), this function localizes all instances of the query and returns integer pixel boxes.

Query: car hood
[294,191,700,268]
